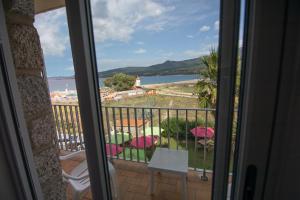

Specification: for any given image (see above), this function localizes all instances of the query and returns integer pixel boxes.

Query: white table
[148,148,188,200]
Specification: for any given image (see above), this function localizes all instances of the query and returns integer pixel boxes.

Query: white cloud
[134,48,147,54]
[91,0,170,42]
[137,41,144,45]
[214,20,219,30]
[183,49,209,58]
[35,8,68,56]
[199,25,210,32]
[186,35,194,39]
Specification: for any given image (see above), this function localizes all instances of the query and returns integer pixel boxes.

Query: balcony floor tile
[61,153,212,200]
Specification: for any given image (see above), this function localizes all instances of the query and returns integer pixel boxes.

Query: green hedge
[160,117,214,139]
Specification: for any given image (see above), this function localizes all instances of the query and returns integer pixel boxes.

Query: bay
[47,74,199,92]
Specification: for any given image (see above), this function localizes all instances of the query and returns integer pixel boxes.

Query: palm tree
[194,48,218,111]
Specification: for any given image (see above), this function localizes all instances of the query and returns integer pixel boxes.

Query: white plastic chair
[60,150,119,200]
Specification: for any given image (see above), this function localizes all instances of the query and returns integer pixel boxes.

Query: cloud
[183,49,209,58]
[186,35,194,39]
[214,20,219,30]
[91,0,170,42]
[199,25,210,32]
[134,48,147,54]
[35,8,68,56]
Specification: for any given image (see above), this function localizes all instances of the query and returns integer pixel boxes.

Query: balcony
[61,153,212,200]
[53,104,226,199]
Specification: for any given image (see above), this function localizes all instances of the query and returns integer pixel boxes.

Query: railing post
[142,108,147,163]
[119,108,126,159]
[150,108,153,147]
[167,109,170,149]
[201,108,209,181]
[176,109,179,150]
[69,105,79,151]
[194,110,198,171]
[127,108,133,161]
[53,105,64,149]
[59,105,68,151]
[134,108,140,162]
[112,107,119,159]
[158,108,162,147]
[74,105,84,150]
[105,107,112,160]
[185,109,188,150]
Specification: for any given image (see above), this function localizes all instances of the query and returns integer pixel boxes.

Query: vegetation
[194,49,218,111]
[104,73,136,91]
[160,117,215,139]
[99,57,204,77]
[157,83,196,93]
[103,95,199,109]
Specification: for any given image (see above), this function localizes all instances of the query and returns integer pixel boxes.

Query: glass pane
[35,8,91,199]
[91,0,220,199]
[227,0,246,198]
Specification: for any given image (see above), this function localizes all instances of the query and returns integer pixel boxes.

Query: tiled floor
[61,151,212,200]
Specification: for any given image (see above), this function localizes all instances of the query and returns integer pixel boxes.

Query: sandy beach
[142,79,198,88]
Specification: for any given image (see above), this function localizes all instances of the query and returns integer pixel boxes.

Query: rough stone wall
[5,0,66,199]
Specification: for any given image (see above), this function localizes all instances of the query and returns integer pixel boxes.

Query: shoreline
[49,79,199,93]
[142,79,198,88]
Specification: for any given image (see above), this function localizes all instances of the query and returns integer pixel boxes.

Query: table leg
[150,170,154,195]
[182,174,187,200]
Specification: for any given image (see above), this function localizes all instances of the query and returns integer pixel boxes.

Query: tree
[194,48,218,110]
[104,73,136,91]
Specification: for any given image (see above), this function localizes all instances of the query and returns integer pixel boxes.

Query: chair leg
[72,189,80,200]
[110,169,119,199]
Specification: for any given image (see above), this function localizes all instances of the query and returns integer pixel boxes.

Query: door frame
[212,0,241,199]
[65,0,112,199]
[233,0,288,199]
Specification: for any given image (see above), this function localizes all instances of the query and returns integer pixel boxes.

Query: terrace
[52,104,231,199]
[62,155,212,200]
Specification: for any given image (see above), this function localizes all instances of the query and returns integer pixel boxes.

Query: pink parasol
[130,136,158,149]
[190,127,214,138]
[106,144,123,156]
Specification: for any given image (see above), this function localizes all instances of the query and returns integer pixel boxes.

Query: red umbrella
[130,136,158,149]
[190,127,214,138]
[106,144,123,156]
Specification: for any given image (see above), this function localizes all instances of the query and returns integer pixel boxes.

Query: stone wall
[4,0,65,199]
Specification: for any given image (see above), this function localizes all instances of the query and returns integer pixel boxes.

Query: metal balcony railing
[52,104,216,177]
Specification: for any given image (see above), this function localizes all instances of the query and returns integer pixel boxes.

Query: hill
[98,57,204,78]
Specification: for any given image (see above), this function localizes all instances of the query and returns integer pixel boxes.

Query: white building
[135,76,141,87]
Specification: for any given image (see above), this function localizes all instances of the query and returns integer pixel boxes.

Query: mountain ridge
[98,57,204,78]
[47,57,205,78]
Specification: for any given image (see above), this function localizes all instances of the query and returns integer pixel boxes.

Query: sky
[34,0,220,77]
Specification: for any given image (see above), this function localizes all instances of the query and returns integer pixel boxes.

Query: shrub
[160,117,214,139]
[104,73,136,91]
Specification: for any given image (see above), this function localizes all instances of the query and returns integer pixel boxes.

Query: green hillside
[98,57,204,77]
